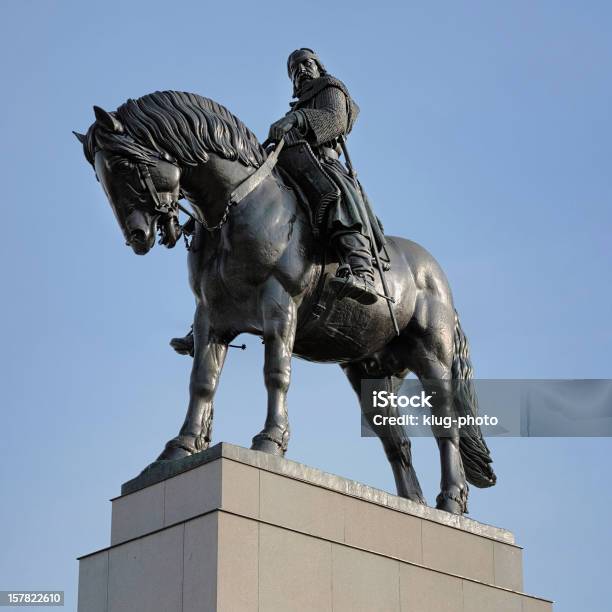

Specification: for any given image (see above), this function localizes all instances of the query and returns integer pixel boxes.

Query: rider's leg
[170,325,194,356]
[334,231,376,281]
[330,230,379,305]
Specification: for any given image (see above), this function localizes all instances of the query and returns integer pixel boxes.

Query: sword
[339,136,400,336]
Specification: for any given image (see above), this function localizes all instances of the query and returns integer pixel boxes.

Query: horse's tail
[452,311,497,488]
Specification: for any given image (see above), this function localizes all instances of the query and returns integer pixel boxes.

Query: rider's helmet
[286,48,327,79]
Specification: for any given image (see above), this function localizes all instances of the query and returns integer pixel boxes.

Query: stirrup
[330,272,378,305]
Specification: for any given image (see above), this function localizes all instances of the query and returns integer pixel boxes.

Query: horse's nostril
[130,229,146,244]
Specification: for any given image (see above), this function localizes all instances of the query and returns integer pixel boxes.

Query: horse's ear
[73,131,87,144]
[93,105,124,133]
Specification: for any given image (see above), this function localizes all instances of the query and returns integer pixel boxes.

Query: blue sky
[1,1,611,609]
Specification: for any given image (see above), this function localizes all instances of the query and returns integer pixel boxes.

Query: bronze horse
[75,91,495,514]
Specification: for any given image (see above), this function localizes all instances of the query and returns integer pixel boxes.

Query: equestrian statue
[74,48,496,514]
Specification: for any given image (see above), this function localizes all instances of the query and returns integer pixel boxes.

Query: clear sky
[1,1,611,610]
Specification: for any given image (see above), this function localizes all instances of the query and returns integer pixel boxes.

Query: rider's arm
[293,86,349,146]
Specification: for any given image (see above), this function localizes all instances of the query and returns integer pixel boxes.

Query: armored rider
[269,48,380,306]
[170,48,381,356]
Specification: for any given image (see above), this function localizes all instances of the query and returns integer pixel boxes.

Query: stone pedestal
[78,443,553,611]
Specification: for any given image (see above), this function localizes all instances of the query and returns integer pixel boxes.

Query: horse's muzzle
[128,229,148,253]
[125,209,156,255]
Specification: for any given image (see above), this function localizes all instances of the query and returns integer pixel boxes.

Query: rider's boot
[170,325,194,356]
[329,231,379,305]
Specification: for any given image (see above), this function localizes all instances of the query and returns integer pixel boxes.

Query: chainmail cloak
[290,75,359,142]
[288,75,379,240]
[294,85,353,147]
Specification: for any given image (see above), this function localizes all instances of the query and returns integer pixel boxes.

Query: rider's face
[291,58,320,91]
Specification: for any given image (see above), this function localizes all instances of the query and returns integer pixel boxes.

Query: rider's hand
[268,113,297,143]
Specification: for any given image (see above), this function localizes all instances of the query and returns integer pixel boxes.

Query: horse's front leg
[158,304,228,461]
[251,278,297,456]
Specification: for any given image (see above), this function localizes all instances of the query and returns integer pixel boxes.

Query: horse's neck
[181,154,255,224]
[187,162,320,299]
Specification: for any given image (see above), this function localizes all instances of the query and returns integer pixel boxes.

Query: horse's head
[75,106,182,255]
[76,91,267,253]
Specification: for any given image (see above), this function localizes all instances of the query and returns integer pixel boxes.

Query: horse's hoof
[251,432,286,456]
[398,490,427,506]
[436,497,463,514]
[156,436,198,461]
[435,489,467,515]
[157,445,191,461]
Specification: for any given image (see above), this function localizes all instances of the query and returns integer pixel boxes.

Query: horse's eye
[111,158,133,172]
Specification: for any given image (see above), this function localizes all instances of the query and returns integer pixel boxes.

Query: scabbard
[339,137,385,252]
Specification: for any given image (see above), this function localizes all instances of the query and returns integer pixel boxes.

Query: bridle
[130,158,197,249]
[136,161,180,217]
[132,155,202,249]
[100,137,285,248]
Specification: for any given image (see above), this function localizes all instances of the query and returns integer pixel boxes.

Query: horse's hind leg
[341,362,425,504]
[404,306,468,514]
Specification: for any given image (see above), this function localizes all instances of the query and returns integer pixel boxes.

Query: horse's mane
[83,90,265,169]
